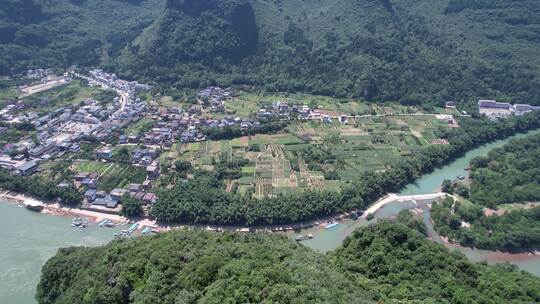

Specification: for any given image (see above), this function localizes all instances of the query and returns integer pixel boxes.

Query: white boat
[325,222,338,229]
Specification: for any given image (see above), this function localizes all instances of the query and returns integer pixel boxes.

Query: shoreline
[2,190,539,262]
[0,191,447,234]
[422,207,540,259]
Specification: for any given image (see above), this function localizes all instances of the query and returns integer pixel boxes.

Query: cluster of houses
[197,86,234,112]
[0,155,40,176]
[77,158,159,212]
[121,103,267,145]
[258,101,348,124]
[0,70,151,178]
[88,69,151,99]
[83,182,157,212]
[478,100,540,119]
[24,68,54,80]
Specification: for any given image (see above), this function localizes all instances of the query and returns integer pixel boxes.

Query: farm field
[124,118,154,135]
[76,161,111,174]
[15,80,106,115]
[75,161,146,192]
[289,115,453,177]
[221,91,442,117]
[161,114,454,197]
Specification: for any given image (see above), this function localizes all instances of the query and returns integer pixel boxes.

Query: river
[288,129,540,275]
[1,130,540,303]
[0,203,125,303]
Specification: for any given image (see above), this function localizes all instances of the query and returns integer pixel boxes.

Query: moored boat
[25,203,44,212]
[325,222,338,229]
[99,220,116,228]
[141,227,153,235]
[295,233,313,241]
[71,217,88,228]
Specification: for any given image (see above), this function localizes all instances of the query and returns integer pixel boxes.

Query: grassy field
[76,161,111,174]
[17,80,106,115]
[125,118,154,135]
[75,161,147,192]
[98,164,147,192]
[223,92,261,116]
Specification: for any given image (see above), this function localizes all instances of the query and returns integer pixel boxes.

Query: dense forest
[468,132,540,207]
[2,0,540,104]
[151,112,540,225]
[432,132,540,251]
[37,217,540,304]
[432,197,540,251]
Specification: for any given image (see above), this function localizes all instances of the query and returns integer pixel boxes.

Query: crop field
[285,115,453,180]
[98,164,147,192]
[163,113,454,197]
[75,162,146,192]
[125,118,154,135]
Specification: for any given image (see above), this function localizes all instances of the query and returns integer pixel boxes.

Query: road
[72,72,130,114]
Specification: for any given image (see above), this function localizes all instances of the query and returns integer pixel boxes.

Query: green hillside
[0,0,165,72]
[37,230,369,304]
[2,0,540,104]
[37,219,540,304]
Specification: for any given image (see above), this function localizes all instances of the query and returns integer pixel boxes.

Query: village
[0,69,328,215]
[0,67,540,218]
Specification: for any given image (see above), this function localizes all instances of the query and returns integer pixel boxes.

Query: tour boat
[295,233,313,241]
[325,222,338,229]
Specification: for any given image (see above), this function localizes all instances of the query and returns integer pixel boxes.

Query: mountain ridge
[2,0,540,104]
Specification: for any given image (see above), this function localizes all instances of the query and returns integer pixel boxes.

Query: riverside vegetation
[36,215,540,304]
[432,132,540,251]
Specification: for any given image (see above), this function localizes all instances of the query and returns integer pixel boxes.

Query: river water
[0,203,124,303]
[1,130,540,303]
[289,129,540,275]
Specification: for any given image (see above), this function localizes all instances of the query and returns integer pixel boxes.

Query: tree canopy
[37,218,540,304]
[3,0,540,104]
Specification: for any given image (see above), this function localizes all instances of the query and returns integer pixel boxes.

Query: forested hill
[37,219,540,304]
[3,0,540,104]
[37,230,370,304]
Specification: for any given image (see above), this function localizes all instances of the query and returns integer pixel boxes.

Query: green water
[400,129,540,195]
[2,130,540,303]
[0,203,124,303]
[293,129,540,275]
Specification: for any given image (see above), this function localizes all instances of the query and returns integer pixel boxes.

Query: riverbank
[0,190,451,235]
[0,190,362,233]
